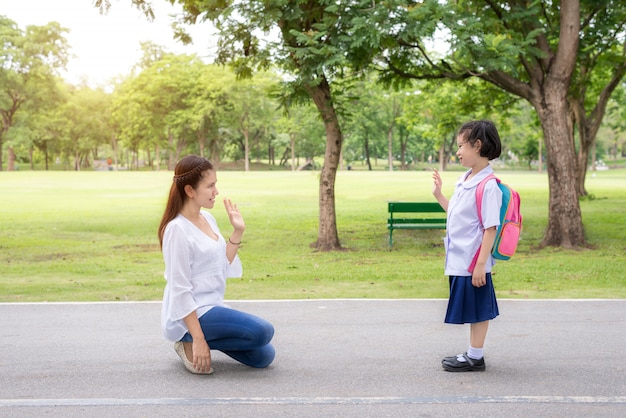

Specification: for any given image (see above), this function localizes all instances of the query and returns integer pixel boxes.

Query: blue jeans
[180,306,275,368]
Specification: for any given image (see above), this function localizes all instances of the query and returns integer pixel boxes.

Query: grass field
[0,168,624,302]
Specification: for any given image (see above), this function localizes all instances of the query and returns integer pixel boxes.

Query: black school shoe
[442,352,486,372]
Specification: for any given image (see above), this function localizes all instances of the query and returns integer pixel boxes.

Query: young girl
[158,155,275,374]
[432,120,503,372]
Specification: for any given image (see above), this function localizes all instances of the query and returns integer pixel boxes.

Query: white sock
[467,346,483,360]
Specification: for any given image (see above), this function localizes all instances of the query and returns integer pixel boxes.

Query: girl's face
[190,169,219,209]
[455,133,481,168]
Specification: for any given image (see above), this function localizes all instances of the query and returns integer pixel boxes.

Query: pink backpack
[468,174,522,272]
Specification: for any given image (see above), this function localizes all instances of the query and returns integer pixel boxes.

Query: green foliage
[4,0,626,203]
[1,169,625,302]
[0,16,70,170]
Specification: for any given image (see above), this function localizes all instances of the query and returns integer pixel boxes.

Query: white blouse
[444,166,502,276]
[160,211,242,341]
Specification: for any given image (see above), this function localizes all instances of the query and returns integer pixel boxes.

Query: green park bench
[387,202,447,248]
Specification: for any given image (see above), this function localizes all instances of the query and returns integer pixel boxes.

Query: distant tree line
[2,22,622,174]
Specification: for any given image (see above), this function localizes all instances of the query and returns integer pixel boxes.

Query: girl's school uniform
[444,166,502,324]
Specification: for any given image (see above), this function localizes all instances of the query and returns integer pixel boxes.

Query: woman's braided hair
[158,155,214,248]
[173,164,205,185]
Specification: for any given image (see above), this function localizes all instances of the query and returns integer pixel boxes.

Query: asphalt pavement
[1,299,625,417]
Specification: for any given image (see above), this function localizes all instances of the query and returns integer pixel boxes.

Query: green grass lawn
[0,168,624,302]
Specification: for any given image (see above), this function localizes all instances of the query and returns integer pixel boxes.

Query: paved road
[1,299,625,417]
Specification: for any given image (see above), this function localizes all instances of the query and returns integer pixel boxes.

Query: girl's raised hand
[432,168,443,196]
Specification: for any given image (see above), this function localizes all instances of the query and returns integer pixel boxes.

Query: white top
[444,166,502,276]
[160,211,242,341]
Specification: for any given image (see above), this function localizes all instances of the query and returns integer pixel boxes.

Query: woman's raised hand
[224,198,245,232]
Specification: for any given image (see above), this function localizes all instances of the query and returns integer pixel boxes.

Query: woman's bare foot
[182,341,193,361]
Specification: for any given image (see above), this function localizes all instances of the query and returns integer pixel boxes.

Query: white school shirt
[444,166,502,276]
[161,211,242,341]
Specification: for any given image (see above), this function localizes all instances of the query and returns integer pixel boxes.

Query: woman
[158,155,275,374]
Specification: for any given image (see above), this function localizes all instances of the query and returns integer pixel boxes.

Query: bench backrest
[388,202,445,214]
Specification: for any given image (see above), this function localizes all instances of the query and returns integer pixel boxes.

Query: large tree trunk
[535,1,585,248]
[481,0,585,248]
[306,76,342,251]
[535,91,585,248]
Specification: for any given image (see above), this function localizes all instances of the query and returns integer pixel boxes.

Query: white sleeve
[162,222,198,321]
[481,180,503,229]
[226,255,243,278]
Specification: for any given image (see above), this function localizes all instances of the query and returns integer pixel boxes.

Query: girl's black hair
[458,120,502,160]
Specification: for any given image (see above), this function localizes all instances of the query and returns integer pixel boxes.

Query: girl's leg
[197,306,275,368]
[470,320,489,349]
[442,321,489,371]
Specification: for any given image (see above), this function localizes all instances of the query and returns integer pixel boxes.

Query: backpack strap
[475,173,498,226]
[468,173,498,273]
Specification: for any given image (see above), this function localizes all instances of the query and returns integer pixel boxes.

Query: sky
[3,0,216,86]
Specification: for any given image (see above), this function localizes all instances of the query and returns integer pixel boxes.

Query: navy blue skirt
[444,273,499,324]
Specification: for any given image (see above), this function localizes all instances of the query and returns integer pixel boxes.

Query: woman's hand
[224,198,245,233]
[192,339,212,373]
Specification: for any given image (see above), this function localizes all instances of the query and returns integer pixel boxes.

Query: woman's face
[191,169,219,209]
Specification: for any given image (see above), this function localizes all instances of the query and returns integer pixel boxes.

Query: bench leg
[389,228,393,248]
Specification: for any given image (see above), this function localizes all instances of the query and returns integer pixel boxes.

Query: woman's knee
[252,317,274,347]
[255,344,275,368]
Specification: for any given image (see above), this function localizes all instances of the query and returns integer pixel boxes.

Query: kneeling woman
[158,155,275,374]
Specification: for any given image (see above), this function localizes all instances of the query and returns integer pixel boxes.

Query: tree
[226,72,280,171]
[377,0,603,249]
[381,90,404,171]
[402,80,469,170]
[111,46,203,170]
[343,76,390,170]
[603,83,626,159]
[187,64,235,165]
[276,102,326,169]
[6,74,67,170]
[0,17,68,170]
[62,85,113,170]
[568,2,626,195]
